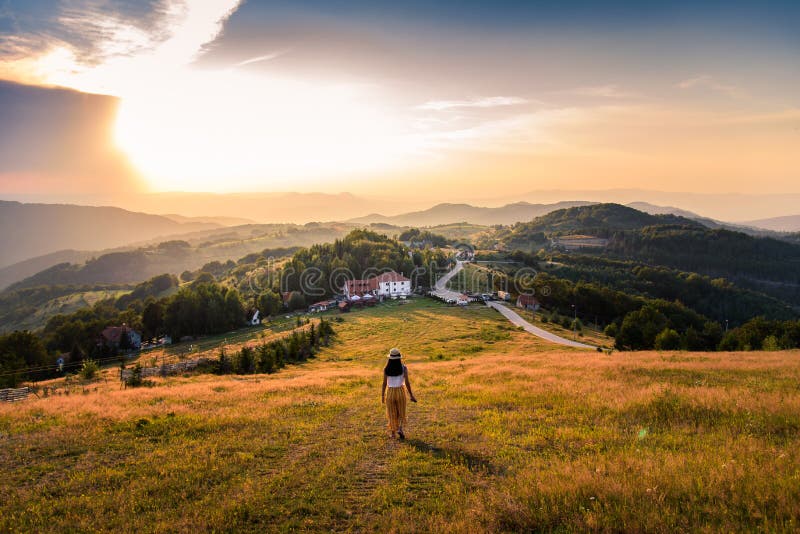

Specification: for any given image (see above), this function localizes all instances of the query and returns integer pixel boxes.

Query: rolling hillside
[0,201,221,268]
[2,299,799,531]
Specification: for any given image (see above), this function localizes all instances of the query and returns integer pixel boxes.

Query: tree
[0,331,48,386]
[615,305,668,350]
[257,345,275,374]
[654,328,681,350]
[236,346,255,374]
[286,291,306,312]
[142,300,164,339]
[224,289,245,329]
[258,290,282,318]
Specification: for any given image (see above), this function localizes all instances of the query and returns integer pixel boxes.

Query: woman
[381,347,417,440]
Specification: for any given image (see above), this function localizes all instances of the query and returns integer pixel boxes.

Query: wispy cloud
[676,75,745,99]
[233,50,286,68]
[416,96,527,111]
[569,84,639,99]
[0,0,243,92]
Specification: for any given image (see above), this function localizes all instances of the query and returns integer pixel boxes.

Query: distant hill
[160,214,256,226]
[4,222,356,291]
[487,203,800,308]
[503,203,701,239]
[742,215,800,233]
[627,201,782,237]
[0,201,221,268]
[0,249,96,290]
[348,201,594,226]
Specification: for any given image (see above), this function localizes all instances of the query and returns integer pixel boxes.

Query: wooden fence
[120,358,211,381]
[0,387,30,402]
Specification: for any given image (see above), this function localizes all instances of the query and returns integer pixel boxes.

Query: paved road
[486,301,594,349]
[430,260,466,302]
[432,259,593,349]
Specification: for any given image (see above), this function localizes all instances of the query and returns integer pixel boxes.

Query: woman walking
[381,347,417,440]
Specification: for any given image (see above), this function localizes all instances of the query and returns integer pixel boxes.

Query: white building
[343,271,412,298]
[374,271,412,297]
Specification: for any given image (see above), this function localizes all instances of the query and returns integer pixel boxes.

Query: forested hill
[523,203,701,233]
[606,225,800,305]
[493,203,703,247]
[482,203,800,308]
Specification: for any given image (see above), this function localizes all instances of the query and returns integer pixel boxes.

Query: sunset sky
[0,0,798,202]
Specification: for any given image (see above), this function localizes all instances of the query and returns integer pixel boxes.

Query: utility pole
[571,304,577,339]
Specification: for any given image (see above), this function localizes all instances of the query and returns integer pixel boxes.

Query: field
[2,299,800,532]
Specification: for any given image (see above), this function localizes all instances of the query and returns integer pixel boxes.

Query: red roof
[517,295,539,306]
[375,271,410,283]
[345,279,374,296]
[345,271,409,295]
[101,326,135,344]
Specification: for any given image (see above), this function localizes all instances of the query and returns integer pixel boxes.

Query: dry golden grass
[1,299,799,532]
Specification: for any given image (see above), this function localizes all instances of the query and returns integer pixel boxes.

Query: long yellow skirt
[385,386,407,432]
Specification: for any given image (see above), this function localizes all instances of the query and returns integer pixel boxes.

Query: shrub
[125,364,143,387]
[80,359,100,380]
[654,328,681,351]
[762,335,780,351]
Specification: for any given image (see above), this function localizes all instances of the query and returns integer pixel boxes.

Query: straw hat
[387,348,402,359]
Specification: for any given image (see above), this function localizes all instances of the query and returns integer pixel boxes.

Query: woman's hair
[384,358,403,377]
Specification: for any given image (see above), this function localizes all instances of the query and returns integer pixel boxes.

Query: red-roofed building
[516,294,540,311]
[100,325,142,350]
[344,279,374,298]
[342,271,412,299]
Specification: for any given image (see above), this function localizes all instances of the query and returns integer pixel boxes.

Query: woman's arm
[404,366,417,402]
[381,374,387,404]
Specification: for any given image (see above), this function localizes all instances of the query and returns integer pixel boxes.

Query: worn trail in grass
[2,299,800,532]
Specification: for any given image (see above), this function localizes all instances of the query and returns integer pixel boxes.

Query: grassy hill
[2,299,799,531]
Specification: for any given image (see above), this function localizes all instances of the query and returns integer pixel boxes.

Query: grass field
[2,298,799,532]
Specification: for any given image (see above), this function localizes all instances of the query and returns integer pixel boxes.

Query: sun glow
[113,71,419,191]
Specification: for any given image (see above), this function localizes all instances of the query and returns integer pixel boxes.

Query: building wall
[377,280,411,296]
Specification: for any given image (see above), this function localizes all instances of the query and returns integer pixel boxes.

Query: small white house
[250,310,260,325]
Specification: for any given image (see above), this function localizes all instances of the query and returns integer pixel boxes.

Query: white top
[387,366,406,387]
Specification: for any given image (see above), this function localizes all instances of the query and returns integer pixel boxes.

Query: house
[552,235,610,251]
[516,294,540,311]
[337,301,351,313]
[308,300,334,313]
[250,309,261,325]
[342,270,412,299]
[373,271,411,297]
[497,290,511,301]
[100,325,142,350]
[344,279,374,298]
[456,294,470,306]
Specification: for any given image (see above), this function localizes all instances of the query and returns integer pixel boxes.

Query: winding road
[433,260,594,350]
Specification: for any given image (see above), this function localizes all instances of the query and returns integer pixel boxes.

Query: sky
[0,0,798,203]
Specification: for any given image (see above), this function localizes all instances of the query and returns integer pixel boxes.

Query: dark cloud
[0,80,142,193]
